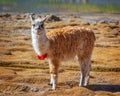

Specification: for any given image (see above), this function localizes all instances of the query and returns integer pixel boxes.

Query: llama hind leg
[78,58,91,86]
[49,59,60,90]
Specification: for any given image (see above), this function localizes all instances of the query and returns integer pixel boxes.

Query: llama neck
[32,30,49,55]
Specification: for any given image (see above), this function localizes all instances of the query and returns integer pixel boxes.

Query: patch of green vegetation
[101,4,120,13]
[39,2,120,13]
[50,3,120,13]
[0,0,17,6]
[0,0,120,13]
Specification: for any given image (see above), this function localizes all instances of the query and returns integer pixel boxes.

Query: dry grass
[0,14,120,96]
[45,20,90,29]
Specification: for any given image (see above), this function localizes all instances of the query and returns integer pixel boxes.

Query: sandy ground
[0,13,120,96]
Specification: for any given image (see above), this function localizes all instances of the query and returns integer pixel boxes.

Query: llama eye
[41,24,44,28]
[32,24,35,27]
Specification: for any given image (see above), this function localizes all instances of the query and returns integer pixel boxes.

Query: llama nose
[38,26,41,29]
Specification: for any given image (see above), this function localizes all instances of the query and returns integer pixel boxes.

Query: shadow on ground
[86,85,120,92]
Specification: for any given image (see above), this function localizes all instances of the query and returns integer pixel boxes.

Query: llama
[30,14,95,90]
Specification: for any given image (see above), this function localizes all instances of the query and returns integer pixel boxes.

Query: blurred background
[0,0,120,13]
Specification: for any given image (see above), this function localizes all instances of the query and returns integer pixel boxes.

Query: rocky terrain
[0,13,120,96]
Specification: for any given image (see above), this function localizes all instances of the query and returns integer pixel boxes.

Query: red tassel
[37,54,48,60]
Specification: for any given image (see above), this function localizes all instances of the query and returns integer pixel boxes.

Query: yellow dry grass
[0,14,120,96]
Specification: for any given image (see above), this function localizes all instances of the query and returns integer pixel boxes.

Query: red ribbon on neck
[37,54,48,60]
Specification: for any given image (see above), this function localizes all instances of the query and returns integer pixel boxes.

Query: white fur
[31,25,49,55]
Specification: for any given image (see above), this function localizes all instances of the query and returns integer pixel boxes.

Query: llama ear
[42,15,49,22]
[29,13,35,23]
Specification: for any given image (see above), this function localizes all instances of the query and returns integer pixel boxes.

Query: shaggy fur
[30,14,95,90]
[47,26,95,60]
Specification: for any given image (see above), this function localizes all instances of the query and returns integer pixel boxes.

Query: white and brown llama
[30,14,95,90]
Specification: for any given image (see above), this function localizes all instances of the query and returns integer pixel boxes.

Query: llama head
[30,14,47,35]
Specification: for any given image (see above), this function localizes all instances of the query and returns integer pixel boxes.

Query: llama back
[47,26,95,60]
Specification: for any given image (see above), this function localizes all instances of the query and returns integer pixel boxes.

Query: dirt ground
[0,13,120,96]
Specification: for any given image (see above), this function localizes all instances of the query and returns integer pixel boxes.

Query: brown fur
[47,26,95,61]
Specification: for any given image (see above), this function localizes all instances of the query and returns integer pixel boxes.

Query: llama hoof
[79,84,83,87]
[79,83,85,87]
[79,83,88,87]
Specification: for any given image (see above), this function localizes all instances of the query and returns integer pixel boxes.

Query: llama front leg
[78,58,91,86]
[49,59,60,90]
